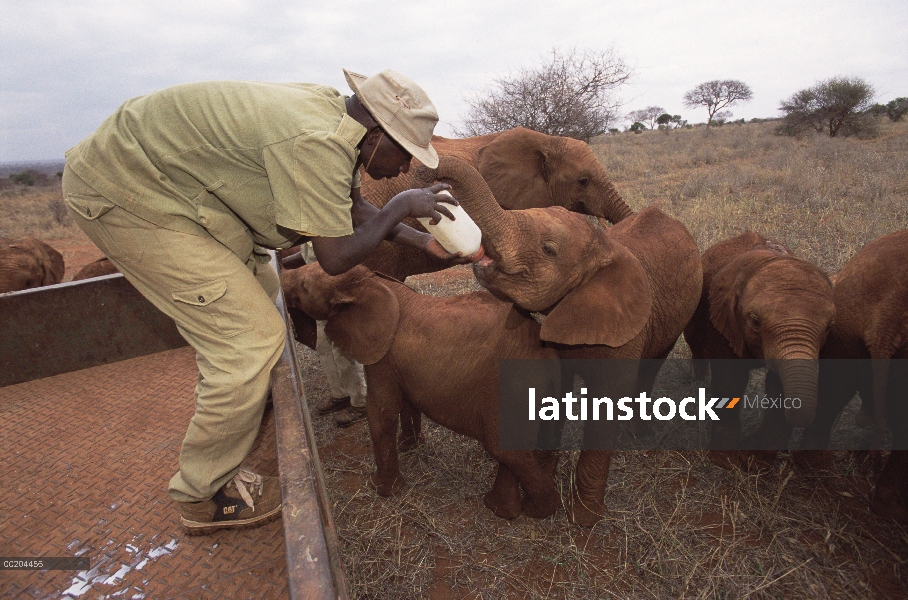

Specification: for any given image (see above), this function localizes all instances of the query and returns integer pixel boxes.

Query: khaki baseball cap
[343,68,439,168]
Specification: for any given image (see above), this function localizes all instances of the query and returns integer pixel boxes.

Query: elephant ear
[477,127,552,210]
[708,252,775,357]
[541,243,652,347]
[41,243,65,285]
[324,274,400,365]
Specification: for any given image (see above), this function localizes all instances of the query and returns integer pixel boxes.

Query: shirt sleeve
[262,131,356,237]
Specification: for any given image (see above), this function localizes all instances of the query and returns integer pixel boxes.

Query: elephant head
[474,127,632,223]
[426,157,650,342]
[361,127,633,224]
[0,237,65,294]
[281,264,399,365]
[707,240,835,427]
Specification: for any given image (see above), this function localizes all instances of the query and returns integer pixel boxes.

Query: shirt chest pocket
[193,181,254,261]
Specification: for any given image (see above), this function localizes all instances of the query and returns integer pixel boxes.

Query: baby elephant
[281,263,561,520]
[683,231,835,469]
[0,236,65,293]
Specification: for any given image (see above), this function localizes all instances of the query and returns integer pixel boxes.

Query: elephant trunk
[418,156,516,248]
[591,173,634,224]
[766,337,823,428]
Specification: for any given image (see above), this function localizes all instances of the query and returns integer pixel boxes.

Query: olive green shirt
[65,81,367,256]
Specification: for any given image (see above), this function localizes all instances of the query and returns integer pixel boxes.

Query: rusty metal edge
[0,273,187,387]
[270,255,349,600]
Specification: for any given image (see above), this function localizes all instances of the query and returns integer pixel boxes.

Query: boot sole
[181,505,282,536]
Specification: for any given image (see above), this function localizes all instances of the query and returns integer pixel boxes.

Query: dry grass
[592,120,908,274]
[299,327,907,599]
[0,179,77,240]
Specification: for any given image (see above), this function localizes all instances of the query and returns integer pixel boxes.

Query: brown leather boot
[179,469,282,535]
[335,405,367,428]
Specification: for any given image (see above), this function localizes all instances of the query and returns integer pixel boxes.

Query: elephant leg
[398,401,423,453]
[505,450,560,519]
[566,362,632,526]
[708,360,753,470]
[535,366,576,450]
[629,356,668,436]
[871,451,908,523]
[483,463,523,519]
[365,380,405,496]
[534,449,560,478]
[569,449,612,527]
[796,359,859,469]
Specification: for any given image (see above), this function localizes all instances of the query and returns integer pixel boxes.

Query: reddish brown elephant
[72,256,120,281]
[800,229,908,522]
[682,232,836,470]
[281,262,562,520]
[417,157,702,526]
[0,237,65,293]
[357,127,634,280]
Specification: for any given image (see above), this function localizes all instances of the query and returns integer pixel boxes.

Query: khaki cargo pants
[62,166,286,503]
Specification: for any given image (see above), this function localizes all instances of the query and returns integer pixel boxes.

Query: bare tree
[625,106,665,130]
[683,80,753,126]
[778,76,876,137]
[456,47,632,142]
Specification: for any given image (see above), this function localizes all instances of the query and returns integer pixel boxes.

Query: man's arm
[310,185,458,275]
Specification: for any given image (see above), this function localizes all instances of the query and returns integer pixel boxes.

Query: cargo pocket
[171,279,253,338]
[65,195,143,262]
[193,183,254,262]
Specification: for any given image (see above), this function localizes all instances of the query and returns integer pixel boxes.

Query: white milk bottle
[417,190,485,261]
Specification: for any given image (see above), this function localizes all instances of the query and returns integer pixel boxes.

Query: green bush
[778,76,876,137]
[10,172,35,186]
[886,97,908,122]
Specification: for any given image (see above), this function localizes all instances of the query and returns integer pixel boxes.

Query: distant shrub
[629,121,646,134]
[886,97,908,122]
[10,172,35,186]
[778,76,876,137]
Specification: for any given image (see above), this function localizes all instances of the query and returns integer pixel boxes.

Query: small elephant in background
[682,231,835,470]
[0,236,65,293]
[281,263,562,520]
[72,256,120,281]
[800,228,908,522]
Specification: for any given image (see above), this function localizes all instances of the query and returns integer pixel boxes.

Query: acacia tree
[625,106,664,130]
[656,114,686,130]
[779,76,875,137]
[456,48,632,142]
[683,80,753,126]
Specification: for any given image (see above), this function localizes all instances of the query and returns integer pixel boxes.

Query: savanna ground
[3,120,907,598]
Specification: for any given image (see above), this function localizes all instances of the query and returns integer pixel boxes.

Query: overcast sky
[1,0,905,162]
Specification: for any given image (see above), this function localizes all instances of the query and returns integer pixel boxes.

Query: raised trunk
[428,156,516,247]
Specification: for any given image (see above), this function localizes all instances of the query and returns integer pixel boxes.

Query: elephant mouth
[474,254,494,268]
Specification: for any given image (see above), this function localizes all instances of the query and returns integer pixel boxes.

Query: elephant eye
[578,177,590,187]
[746,314,761,330]
[542,241,558,258]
